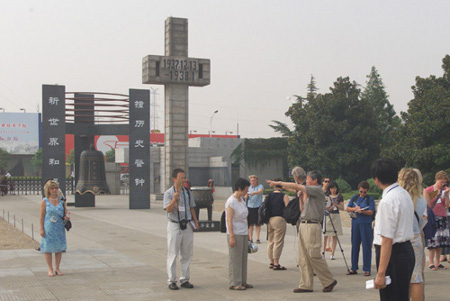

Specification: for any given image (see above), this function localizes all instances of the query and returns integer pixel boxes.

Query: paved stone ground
[0,194,449,300]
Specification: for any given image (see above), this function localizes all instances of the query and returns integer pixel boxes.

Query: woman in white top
[226,178,252,290]
[398,168,427,301]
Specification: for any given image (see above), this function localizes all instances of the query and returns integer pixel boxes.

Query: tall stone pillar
[164,17,189,188]
[142,17,211,190]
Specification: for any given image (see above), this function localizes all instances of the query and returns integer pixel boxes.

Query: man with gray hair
[267,168,337,293]
[292,166,307,183]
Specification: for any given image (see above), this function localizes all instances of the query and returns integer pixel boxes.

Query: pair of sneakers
[168,281,194,290]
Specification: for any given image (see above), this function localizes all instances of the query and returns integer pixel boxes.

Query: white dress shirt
[373,183,414,245]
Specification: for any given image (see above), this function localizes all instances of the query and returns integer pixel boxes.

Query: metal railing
[6,178,75,196]
[3,178,129,195]
[1,209,37,242]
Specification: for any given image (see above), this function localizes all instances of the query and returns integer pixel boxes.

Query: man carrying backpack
[267,168,337,294]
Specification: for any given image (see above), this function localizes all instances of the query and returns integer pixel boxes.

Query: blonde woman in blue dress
[40,180,69,277]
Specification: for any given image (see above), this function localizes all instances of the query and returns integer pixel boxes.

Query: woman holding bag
[226,178,253,290]
[40,180,70,277]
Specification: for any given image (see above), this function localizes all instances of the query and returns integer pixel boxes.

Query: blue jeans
[351,222,373,272]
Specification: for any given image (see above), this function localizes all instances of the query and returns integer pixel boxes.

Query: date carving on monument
[163,58,197,70]
[142,55,210,87]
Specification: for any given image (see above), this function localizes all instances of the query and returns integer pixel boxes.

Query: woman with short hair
[266,178,289,270]
[346,181,375,276]
[247,175,264,243]
[226,178,253,290]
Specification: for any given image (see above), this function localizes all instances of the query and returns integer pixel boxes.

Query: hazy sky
[1,0,449,138]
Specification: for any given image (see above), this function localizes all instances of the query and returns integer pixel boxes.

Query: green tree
[335,177,351,193]
[66,149,75,165]
[384,55,450,179]
[361,66,401,148]
[105,148,115,162]
[31,148,42,168]
[286,77,379,187]
[0,148,11,170]
[307,74,318,99]
[268,120,292,137]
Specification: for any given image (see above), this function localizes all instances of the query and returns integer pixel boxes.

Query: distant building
[0,112,41,176]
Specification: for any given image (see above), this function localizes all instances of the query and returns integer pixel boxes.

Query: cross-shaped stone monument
[142,17,211,189]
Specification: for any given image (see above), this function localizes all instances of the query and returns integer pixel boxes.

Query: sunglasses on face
[359,190,367,194]
[323,180,330,183]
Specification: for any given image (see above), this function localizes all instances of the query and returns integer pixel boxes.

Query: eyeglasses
[359,190,367,194]
[323,180,330,183]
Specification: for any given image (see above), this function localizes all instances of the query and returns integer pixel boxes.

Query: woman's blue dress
[40,197,67,253]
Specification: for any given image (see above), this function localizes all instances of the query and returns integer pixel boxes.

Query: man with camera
[164,168,199,290]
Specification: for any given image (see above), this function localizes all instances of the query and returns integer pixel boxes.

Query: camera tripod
[322,210,350,272]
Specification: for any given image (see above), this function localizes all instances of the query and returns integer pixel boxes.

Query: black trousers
[375,241,415,301]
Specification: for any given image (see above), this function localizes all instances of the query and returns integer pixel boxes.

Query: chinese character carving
[134,101,144,108]
[135,159,144,167]
[49,138,59,146]
[134,140,144,148]
[48,97,60,105]
[135,178,145,186]
[49,159,60,166]
[48,118,59,126]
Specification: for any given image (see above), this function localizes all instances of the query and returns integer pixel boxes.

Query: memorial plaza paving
[0,194,448,300]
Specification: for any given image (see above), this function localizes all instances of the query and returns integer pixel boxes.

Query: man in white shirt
[371,158,415,301]
[163,168,199,290]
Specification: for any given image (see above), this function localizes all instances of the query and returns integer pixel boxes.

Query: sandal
[364,271,371,277]
[346,270,357,275]
[273,265,287,270]
[269,263,274,269]
[229,285,246,290]
[440,257,448,262]
[438,264,447,270]
[243,283,253,288]
[429,265,437,270]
